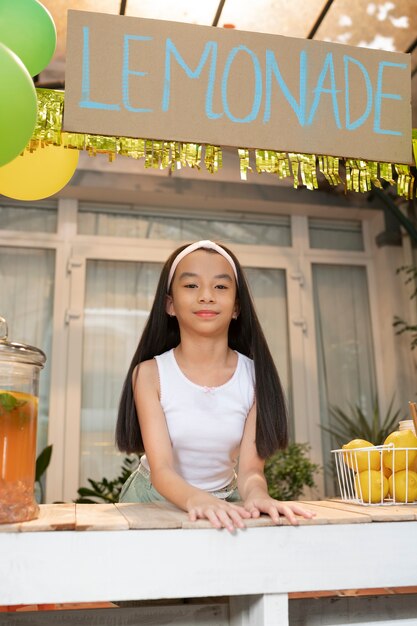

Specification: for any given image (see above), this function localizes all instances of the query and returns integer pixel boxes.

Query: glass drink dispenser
[0,316,46,523]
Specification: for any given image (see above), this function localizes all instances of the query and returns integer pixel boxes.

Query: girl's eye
[184,283,198,288]
[215,284,227,289]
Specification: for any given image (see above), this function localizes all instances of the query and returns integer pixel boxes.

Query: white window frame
[292,216,386,483]
[61,239,305,501]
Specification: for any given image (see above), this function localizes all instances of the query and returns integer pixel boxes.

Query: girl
[116,240,314,531]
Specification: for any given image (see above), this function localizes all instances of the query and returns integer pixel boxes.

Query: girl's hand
[244,496,316,526]
[187,495,252,532]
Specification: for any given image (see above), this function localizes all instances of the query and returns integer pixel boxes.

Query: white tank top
[141,348,255,491]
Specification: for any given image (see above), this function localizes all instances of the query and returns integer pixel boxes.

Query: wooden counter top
[1,499,417,532]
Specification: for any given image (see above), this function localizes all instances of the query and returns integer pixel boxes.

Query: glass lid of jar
[0,316,46,367]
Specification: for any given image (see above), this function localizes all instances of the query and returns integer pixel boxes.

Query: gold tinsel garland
[32,88,417,199]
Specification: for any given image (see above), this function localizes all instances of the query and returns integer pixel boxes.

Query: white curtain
[312,264,377,493]
[309,218,364,251]
[80,261,291,487]
[80,260,162,487]
[245,268,292,433]
[0,205,57,233]
[78,205,291,247]
[0,246,55,454]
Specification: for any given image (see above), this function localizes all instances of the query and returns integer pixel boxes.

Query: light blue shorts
[119,466,241,504]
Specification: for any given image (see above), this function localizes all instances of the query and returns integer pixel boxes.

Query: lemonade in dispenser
[0,316,46,523]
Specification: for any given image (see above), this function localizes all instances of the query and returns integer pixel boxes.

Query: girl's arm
[237,402,316,525]
[134,359,251,531]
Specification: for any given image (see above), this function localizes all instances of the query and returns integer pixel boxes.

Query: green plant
[264,442,320,500]
[35,444,53,503]
[321,397,402,447]
[75,456,137,503]
[393,265,417,351]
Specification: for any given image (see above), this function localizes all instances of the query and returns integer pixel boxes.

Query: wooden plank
[0,520,22,533]
[292,502,370,525]
[115,502,188,529]
[117,501,366,531]
[182,515,279,530]
[0,604,229,625]
[182,504,352,530]
[289,594,417,626]
[75,504,130,531]
[0,505,76,534]
[298,501,371,524]
[17,504,76,532]
[401,504,417,514]
[317,499,417,522]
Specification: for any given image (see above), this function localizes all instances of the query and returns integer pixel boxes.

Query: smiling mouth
[194,311,219,317]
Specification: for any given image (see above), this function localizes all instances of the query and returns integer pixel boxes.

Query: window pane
[0,203,57,233]
[78,204,291,246]
[80,260,162,488]
[245,267,293,437]
[312,264,377,494]
[0,246,55,454]
[309,218,364,251]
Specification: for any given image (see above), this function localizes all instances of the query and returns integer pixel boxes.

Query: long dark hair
[116,242,288,459]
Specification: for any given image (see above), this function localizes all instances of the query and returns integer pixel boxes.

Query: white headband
[167,240,238,291]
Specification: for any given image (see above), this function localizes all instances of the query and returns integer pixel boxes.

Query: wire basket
[331,445,417,505]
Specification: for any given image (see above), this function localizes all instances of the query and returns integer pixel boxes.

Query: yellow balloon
[0,143,79,200]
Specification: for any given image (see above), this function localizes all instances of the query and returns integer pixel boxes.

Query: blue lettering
[162,39,221,119]
[221,45,262,123]
[122,35,153,113]
[205,44,222,120]
[307,52,341,128]
[264,49,307,126]
[344,56,372,130]
[374,61,407,136]
[79,26,120,111]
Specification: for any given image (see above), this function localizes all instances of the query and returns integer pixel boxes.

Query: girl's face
[166,250,239,334]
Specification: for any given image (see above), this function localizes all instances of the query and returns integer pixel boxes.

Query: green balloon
[0,0,56,77]
[0,43,37,167]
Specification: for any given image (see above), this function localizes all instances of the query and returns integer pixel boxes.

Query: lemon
[354,470,389,503]
[388,470,417,503]
[382,430,417,472]
[383,465,392,479]
[342,439,380,472]
[410,456,417,473]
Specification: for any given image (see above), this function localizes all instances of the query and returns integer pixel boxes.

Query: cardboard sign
[63,10,412,164]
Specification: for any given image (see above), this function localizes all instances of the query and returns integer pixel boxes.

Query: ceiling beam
[406,36,417,55]
[307,0,336,39]
[373,187,417,245]
[406,37,417,77]
[212,0,226,27]
[119,0,127,16]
